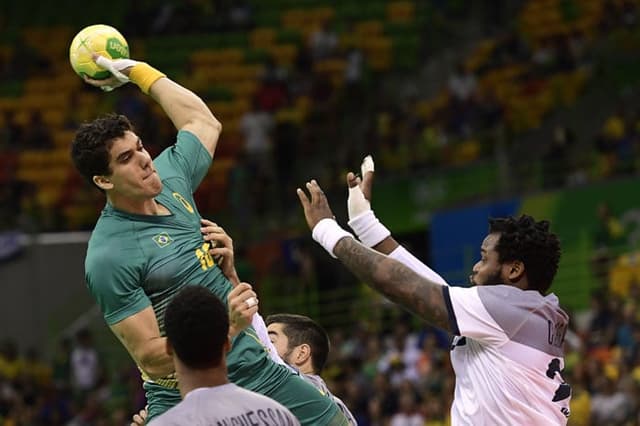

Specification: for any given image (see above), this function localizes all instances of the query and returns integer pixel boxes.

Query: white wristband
[348,210,391,248]
[312,218,354,258]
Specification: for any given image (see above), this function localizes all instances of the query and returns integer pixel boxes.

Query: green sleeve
[153,130,213,193]
[86,247,151,326]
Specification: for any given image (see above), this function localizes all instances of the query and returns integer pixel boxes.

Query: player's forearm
[333,237,450,330]
[149,78,221,133]
[372,236,399,254]
[136,336,175,379]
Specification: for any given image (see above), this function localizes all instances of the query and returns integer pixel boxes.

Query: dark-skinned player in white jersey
[71,54,347,424]
[296,156,571,426]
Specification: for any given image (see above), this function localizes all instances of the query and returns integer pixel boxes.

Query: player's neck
[108,194,168,216]
[297,361,315,376]
[178,367,229,399]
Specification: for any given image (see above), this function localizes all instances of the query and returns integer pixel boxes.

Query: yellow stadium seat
[39,110,65,128]
[387,1,415,23]
[265,44,298,67]
[191,48,245,66]
[53,130,76,148]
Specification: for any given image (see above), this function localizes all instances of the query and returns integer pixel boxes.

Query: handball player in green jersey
[70,54,348,424]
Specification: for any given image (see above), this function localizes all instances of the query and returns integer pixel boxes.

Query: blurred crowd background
[1,0,640,424]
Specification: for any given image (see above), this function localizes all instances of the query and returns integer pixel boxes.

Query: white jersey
[444,285,571,425]
[304,374,358,425]
[148,383,300,426]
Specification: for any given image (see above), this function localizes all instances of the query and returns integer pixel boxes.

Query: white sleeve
[388,245,449,286]
[251,312,289,367]
[444,286,508,346]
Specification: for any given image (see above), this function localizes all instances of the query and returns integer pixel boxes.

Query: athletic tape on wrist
[348,210,391,248]
[129,63,166,94]
[312,218,354,258]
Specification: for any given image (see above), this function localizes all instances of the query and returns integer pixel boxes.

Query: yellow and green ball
[69,24,129,79]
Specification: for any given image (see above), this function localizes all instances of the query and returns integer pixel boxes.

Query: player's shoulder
[223,383,292,407]
[475,285,568,322]
[86,216,143,270]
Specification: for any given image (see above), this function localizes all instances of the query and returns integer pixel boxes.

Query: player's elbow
[199,114,222,138]
[137,355,171,380]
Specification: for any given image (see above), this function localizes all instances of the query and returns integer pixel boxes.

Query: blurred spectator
[531,37,557,74]
[543,125,575,188]
[70,329,101,395]
[256,63,289,113]
[377,322,420,386]
[228,0,254,30]
[390,389,425,426]
[590,376,634,423]
[591,203,626,286]
[240,97,275,177]
[0,340,23,382]
[594,204,626,250]
[447,63,477,103]
[309,20,339,61]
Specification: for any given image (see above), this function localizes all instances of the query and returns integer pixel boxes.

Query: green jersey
[84,131,342,424]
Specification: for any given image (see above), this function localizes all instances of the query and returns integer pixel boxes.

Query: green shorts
[143,372,349,425]
[143,382,181,421]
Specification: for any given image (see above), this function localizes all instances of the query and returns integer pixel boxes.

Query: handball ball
[69,24,129,79]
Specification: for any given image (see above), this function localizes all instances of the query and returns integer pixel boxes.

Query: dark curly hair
[164,286,229,370]
[489,215,561,294]
[265,313,330,374]
[70,113,134,189]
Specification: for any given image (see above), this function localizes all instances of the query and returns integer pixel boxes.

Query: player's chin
[147,176,163,194]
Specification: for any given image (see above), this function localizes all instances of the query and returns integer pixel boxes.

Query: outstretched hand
[346,154,375,201]
[296,180,336,230]
[347,155,375,220]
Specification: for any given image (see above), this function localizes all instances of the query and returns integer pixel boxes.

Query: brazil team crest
[172,192,194,213]
[152,232,173,248]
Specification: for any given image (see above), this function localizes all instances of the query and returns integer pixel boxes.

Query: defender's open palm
[297,180,335,230]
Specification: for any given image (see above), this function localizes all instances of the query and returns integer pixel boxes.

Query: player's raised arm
[84,55,222,158]
[297,180,451,331]
[347,156,449,286]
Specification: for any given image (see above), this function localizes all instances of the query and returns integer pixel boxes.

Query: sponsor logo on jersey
[172,192,194,213]
[152,232,173,248]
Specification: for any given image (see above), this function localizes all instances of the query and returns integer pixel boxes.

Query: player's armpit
[110,306,174,379]
[333,238,451,331]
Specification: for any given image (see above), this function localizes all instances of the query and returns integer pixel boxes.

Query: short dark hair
[70,113,133,188]
[489,215,561,294]
[164,286,229,369]
[265,313,330,374]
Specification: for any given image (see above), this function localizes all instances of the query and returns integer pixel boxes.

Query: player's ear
[507,260,525,282]
[93,175,113,190]
[296,343,311,364]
